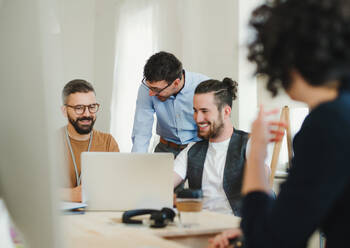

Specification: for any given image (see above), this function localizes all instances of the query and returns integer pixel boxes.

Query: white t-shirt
[174,137,271,214]
[174,137,234,214]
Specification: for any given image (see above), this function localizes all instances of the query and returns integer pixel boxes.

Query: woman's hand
[208,228,243,248]
[242,106,286,194]
[250,106,286,162]
[71,185,82,202]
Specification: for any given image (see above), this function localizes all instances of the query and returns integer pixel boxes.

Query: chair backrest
[269,106,293,187]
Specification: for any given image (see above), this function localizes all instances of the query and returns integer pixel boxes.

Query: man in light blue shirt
[131,51,209,157]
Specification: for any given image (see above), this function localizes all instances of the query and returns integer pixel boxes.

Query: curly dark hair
[195,78,238,110]
[143,51,183,84]
[248,0,350,96]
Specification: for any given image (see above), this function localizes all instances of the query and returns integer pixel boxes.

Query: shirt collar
[177,69,191,95]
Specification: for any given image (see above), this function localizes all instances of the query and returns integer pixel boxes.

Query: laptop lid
[81,152,174,211]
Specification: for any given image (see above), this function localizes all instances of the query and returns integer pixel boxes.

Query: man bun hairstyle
[195,78,238,110]
[144,51,183,84]
[62,79,95,104]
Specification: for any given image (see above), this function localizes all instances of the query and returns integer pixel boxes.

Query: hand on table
[70,185,82,202]
[61,185,82,202]
[208,228,243,248]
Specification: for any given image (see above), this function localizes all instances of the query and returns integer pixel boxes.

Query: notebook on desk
[81,152,174,211]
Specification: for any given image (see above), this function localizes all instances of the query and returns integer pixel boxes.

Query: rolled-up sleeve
[131,85,155,152]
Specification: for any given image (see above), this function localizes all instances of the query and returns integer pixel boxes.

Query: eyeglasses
[65,103,100,115]
[141,78,173,96]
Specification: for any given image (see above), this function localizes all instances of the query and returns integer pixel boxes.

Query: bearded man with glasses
[61,79,119,202]
[132,51,209,158]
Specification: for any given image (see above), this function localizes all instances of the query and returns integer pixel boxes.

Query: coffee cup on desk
[175,189,203,227]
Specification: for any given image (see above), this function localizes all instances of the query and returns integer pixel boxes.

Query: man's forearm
[173,172,184,188]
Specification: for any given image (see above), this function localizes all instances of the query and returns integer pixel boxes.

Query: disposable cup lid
[176,189,203,199]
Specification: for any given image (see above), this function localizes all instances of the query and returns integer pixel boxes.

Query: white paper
[0,199,15,248]
[61,201,87,211]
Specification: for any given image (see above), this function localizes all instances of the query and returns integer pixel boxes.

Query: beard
[68,115,96,134]
[197,115,224,140]
[157,95,170,102]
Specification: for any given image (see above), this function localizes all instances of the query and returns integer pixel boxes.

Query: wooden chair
[269,106,292,188]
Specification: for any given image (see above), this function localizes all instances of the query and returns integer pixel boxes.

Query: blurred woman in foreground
[209,0,350,247]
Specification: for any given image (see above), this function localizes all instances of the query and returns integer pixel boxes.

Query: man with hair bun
[173,78,269,216]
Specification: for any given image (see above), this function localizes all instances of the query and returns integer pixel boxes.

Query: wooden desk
[62,210,241,248]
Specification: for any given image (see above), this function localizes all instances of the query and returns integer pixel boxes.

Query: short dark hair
[248,0,350,96]
[62,79,95,104]
[195,78,238,110]
[144,51,183,84]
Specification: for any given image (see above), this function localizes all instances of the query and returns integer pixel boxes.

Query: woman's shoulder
[297,93,350,147]
[309,92,350,125]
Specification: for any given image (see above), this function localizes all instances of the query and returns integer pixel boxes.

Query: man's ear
[61,105,67,118]
[173,78,181,87]
[223,105,231,119]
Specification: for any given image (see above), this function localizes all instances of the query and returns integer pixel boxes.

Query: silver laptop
[81,152,174,211]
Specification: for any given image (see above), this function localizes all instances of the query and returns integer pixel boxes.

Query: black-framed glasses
[65,103,100,115]
[141,78,173,95]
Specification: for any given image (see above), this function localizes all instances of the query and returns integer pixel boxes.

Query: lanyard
[65,126,93,186]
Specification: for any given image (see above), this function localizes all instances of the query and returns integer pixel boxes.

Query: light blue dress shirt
[131,70,209,152]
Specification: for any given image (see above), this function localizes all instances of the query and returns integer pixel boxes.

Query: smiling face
[63,91,97,135]
[193,92,225,140]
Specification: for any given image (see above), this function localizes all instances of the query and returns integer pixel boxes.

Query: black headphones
[122,208,176,228]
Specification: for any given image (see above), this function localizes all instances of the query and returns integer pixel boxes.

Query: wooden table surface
[62,210,241,248]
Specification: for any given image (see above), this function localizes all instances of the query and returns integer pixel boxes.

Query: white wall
[59,0,95,82]
[57,0,120,134]
[236,0,263,131]
[180,0,239,86]
[58,0,114,133]
[94,0,117,133]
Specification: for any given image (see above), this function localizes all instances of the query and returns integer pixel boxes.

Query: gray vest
[187,129,249,216]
